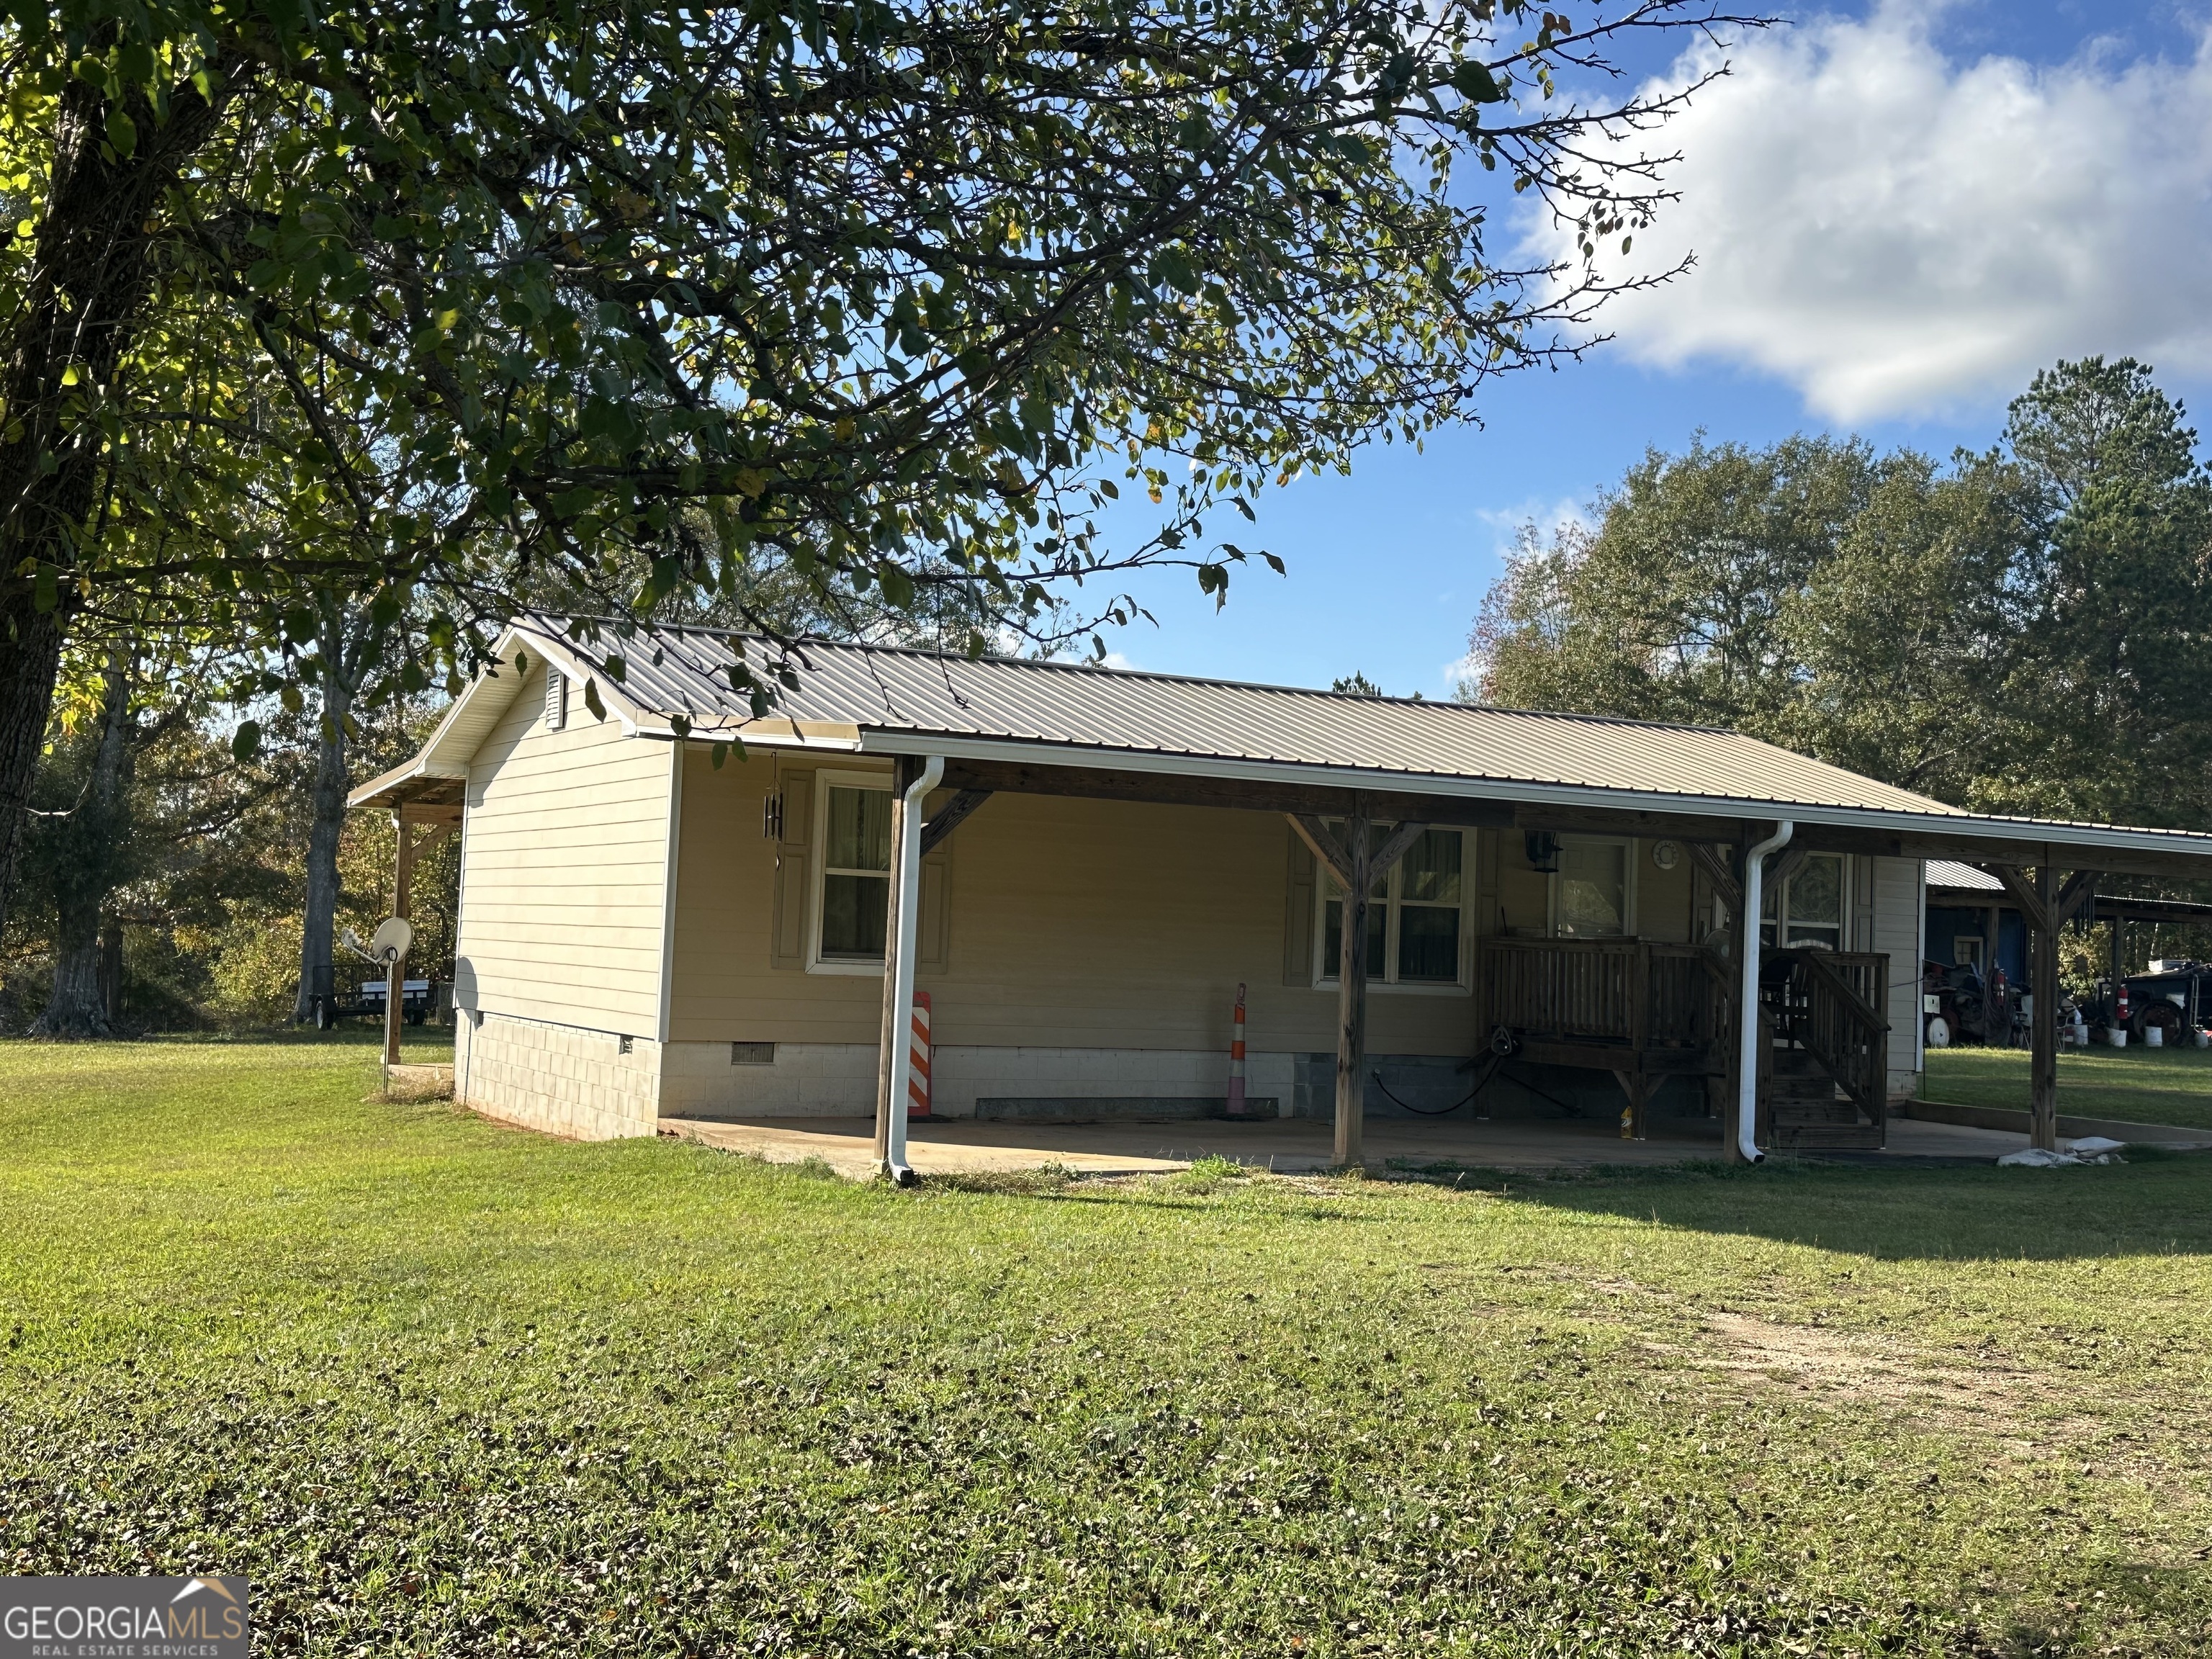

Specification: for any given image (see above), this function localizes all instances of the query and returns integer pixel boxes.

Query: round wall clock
[1651,840,1682,871]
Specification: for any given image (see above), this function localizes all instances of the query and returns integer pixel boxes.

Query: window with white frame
[1761,852,1847,950]
[1314,825,1467,989]
[811,772,893,971]
[1552,836,1633,938]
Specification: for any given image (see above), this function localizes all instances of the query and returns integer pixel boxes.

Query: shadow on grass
[1485,1147,2212,1262]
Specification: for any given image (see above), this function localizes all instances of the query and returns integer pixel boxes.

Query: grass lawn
[1925,1043,2212,1130]
[4,1040,2212,1656]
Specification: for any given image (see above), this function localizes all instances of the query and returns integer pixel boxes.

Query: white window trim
[807,768,894,977]
[1763,850,1851,950]
[1310,825,1474,997]
[1548,835,1638,940]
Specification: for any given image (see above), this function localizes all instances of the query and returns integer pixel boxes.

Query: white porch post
[875,754,943,1183]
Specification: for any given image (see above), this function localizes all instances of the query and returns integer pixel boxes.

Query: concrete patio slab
[655,1110,2173,1179]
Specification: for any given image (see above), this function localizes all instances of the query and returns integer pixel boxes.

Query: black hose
[1369,1053,1506,1116]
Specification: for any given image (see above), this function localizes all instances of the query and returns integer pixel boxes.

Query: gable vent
[544,667,567,731]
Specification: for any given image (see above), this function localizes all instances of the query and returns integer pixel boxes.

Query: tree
[27,643,135,1034]
[292,595,387,1022]
[1463,359,2212,827]
[0,0,1763,940]
[1469,436,1892,731]
[1992,359,2212,828]
[1333,671,1385,697]
[1465,434,2033,804]
[12,624,240,1032]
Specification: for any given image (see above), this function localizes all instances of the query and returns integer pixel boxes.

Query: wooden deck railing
[1794,950,1889,1118]
[1480,938,1730,1051]
[1763,948,1889,1119]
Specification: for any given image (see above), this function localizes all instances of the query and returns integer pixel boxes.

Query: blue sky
[1094,1,2212,697]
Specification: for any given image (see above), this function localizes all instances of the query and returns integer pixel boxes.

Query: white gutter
[1737,820,1794,1164]
[882,754,944,1184]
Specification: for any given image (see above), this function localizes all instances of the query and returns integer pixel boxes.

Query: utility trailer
[305,965,444,1030]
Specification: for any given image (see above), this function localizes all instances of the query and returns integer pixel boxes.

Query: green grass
[1926,1042,2212,1130]
[4,1040,2212,1656]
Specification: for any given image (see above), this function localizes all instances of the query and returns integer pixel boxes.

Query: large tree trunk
[0,55,230,943]
[0,603,67,951]
[35,650,135,1037]
[295,629,356,1022]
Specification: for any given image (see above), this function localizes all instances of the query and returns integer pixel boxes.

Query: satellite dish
[369,917,414,963]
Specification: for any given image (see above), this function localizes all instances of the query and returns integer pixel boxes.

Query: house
[350,618,2212,1169]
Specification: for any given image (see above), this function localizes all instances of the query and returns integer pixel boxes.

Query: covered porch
[843,747,2212,1176]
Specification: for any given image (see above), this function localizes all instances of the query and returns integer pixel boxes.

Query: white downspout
[1737,820,1794,1164]
[884,755,945,1184]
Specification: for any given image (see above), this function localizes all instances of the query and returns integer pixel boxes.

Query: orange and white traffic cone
[1227,983,1248,1115]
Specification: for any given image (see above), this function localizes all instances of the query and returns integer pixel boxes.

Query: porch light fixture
[1524,830,1560,872]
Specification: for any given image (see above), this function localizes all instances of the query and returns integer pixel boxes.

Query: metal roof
[1928,860,2005,892]
[349,616,2212,871]
[517,616,1970,813]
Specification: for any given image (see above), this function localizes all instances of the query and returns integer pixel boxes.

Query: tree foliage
[0,0,1759,931]
[1467,358,2212,831]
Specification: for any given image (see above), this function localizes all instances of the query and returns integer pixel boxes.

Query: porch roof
[350,616,2212,878]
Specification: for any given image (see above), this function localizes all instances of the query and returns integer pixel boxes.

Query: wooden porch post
[1335,799,1374,1169]
[1286,805,1429,1171]
[1688,840,1748,1163]
[2031,862,2059,1150]
[1990,859,2098,1153]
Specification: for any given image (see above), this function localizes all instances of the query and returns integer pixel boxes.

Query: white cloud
[1543,6,2212,421]
[1472,494,1590,552]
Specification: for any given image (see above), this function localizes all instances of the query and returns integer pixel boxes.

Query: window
[1761,852,1847,949]
[811,772,893,971]
[1315,826,1467,989]
[1953,935,1984,969]
[1552,837,1632,938]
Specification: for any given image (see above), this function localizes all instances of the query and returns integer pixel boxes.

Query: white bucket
[2148,1025,2164,1048]
[2073,1022,2090,1047]
[2198,1030,2210,1049]
[2110,1028,2128,1048]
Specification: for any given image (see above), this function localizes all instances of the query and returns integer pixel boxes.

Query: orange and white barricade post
[908,991,934,1119]
[1227,983,1249,1115]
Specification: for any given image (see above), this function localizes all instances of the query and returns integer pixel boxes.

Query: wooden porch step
[1769,1079,1840,1106]
[1768,1049,1830,1076]
[1773,1101,1861,1125]
[1769,1123,1885,1149]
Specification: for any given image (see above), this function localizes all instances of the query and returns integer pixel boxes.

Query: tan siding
[453,663,673,1035]
[670,750,1478,1054]
[670,755,1712,1054]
